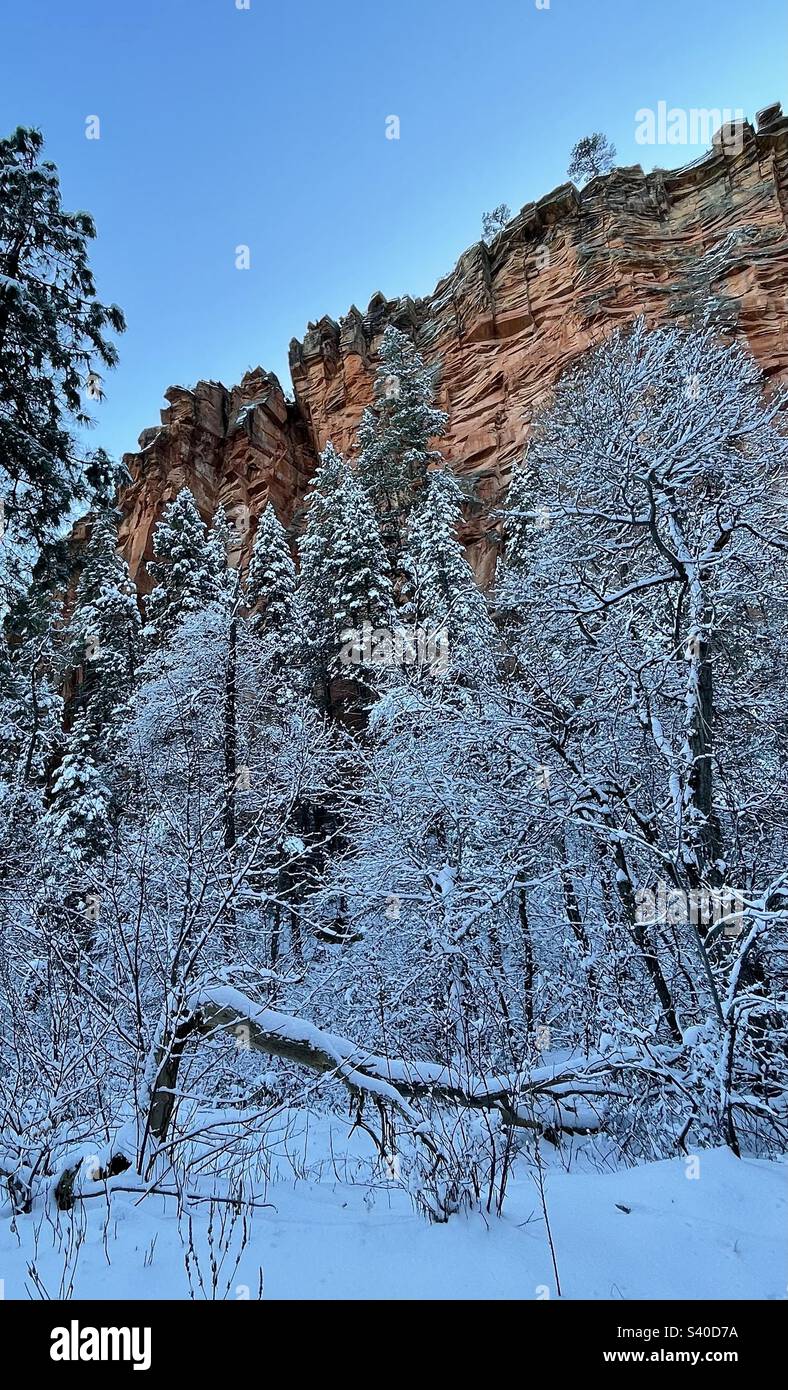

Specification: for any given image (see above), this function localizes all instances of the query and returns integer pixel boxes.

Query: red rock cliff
[119,105,788,587]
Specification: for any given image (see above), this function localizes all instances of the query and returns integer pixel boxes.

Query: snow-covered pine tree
[245,501,297,646]
[144,488,224,645]
[42,508,141,870]
[207,504,241,610]
[32,509,139,873]
[296,444,344,648]
[0,583,63,789]
[404,468,495,677]
[207,505,244,862]
[498,455,537,577]
[329,464,395,646]
[45,728,112,865]
[66,507,141,734]
[297,443,394,690]
[0,582,65,911]
[0,127,124,611]
[357,325,448,576]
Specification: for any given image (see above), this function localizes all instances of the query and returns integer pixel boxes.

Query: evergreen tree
[482,203,512,245]
[405,469,495,676]
[297,444,394,685]
[0,585,63,788]
[357,326,447,574]
[245,502,297,645]
[296,445,344,644]
[45,728,112,865]
[144,489,223,644]
[207,504,240,609]
[66,507,141,733]
[495,456,547,620]
[498,458,535,574]
[39,511,139,871]
[567,132,616,185]
[0,127,125,608]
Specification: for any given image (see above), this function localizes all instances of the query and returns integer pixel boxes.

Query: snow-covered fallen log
[186,985,618,1135]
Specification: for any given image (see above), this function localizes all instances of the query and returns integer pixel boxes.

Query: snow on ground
[1,1116,785,1300]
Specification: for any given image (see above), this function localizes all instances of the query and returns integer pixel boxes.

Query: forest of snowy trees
[1,127,787,1250]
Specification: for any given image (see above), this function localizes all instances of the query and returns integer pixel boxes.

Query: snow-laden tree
[357,325,447,575]
[3,313,788,1241]
[499,317,788,1151]
[65,507,141,734]
[45,730,113,866]
[496,453,542,581]
[0,584,64,929]
[297,443,394,694]
[39,509,141,874]
[206,504,241,607]
[0,583,63,788]
[106,601,337,1154]
[143,489,224,645]
[245,501,297,667]
[0,126,124,612]
[319,679,525,1052]
[404,468,496,678]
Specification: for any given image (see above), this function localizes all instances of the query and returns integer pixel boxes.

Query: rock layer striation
[119,108,788,585]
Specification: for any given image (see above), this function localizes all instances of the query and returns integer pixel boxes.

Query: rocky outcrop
[120,106,788,585]
[118,370,314,591]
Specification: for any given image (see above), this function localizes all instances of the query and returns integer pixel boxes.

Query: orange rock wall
[120,108,788,586]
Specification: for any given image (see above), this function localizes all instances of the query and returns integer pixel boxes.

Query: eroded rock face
[120,109,788,586]
[118,369,314,591]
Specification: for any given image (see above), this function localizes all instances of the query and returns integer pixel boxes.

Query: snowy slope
[1,1134,784,1301]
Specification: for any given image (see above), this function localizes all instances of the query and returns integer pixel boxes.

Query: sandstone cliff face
[120,105,788,586]
[118,369,314,592]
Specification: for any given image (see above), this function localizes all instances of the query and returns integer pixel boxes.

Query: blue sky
[1,0,786,460]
